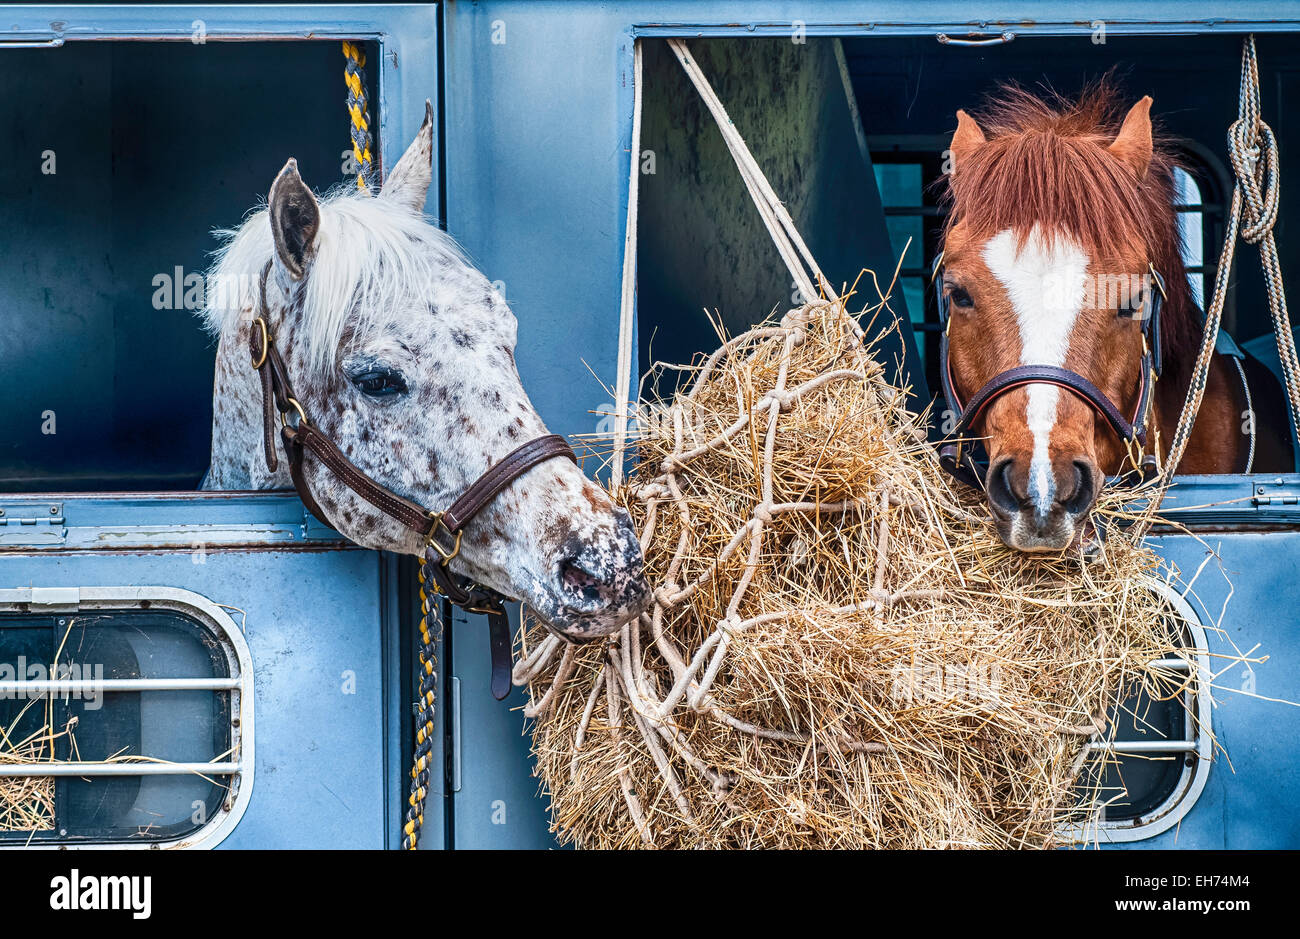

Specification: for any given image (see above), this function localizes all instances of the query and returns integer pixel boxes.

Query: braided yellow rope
[342,36,437,849]
[403,561,442,850]
[343,41,374,192]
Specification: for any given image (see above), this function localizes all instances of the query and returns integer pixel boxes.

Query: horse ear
[268,158,321,281]
[949,110,986,173]
[1109,96,1154,181]
[379,100,433,213]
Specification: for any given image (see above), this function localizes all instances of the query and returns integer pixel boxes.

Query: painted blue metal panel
[447,608,558,849]
[0,494,413,848]
[1110,526,1300,848]
[0,496,408,848]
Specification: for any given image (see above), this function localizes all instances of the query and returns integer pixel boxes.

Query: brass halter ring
[279,397,309,429]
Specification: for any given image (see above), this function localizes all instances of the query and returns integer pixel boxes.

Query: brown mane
[941,82,1199,382]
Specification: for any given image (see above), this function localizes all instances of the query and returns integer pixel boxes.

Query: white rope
[611,38,845,482]
[610,41,644,488]
[1233,355,1256,473]
[666,38,837,307]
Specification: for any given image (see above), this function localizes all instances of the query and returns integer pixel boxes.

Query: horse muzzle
[529,512,650,642]
[986,455,1099,552]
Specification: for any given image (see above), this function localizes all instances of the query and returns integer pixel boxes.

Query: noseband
[248,260,576,699]
[932,251,1166,490]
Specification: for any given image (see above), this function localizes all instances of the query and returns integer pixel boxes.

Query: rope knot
[760,389,795,412]
[780,305,816,329]
[753,502,775,523]
[1230,117,1280,244]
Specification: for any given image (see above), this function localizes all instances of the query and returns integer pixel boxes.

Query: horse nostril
[560,555,608,603]
[1063,460,1097,515]
[986,459,1022,515]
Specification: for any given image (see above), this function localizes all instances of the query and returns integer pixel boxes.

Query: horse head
[940,87,1194,551]
[203,106,649,641]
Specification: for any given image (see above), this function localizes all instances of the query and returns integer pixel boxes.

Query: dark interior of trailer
[0,41,375,493]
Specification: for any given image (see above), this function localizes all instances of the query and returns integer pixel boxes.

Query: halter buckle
[424,511,463,563]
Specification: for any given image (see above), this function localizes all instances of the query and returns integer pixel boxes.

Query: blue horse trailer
[0,2,1297,850]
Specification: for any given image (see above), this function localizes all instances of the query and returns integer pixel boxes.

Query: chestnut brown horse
[938,85,1291,551]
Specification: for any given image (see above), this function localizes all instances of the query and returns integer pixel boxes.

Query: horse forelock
[941,81,1199,382]
[201,190,477,379]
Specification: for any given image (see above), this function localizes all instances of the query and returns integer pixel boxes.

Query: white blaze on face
[981,227,1090,515]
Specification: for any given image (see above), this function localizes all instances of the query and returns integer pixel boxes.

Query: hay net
[517,297,1204,850]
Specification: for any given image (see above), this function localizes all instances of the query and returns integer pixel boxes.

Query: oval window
[0,587,253,848]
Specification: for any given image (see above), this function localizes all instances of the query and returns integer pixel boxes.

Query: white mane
[201,188,471,378]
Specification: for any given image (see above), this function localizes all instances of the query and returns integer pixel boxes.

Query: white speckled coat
[200,105,647,640]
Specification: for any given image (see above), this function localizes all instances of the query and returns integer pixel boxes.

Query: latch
[0,502,67,546]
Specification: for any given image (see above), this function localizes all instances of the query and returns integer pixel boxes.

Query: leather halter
[932,251,1166,490]
[248,260,576,699]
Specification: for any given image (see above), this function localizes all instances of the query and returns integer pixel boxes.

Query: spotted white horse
[200,105,648,640]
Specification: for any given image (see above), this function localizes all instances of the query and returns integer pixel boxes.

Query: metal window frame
[1063,580,1213,844]
[630,10,1300,40]
[0,585,255,850]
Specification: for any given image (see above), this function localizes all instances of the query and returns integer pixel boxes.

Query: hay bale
[521,298,1199,849]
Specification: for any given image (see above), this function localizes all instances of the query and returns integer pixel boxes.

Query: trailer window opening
[0,39,379,496]
[0,591,252,848]
[1065,587,1213,843]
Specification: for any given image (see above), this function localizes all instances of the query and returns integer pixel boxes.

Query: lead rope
[1139,34,1296,527]
[343,37,437,850]
[343,41,374,192]
[403,559,443,850]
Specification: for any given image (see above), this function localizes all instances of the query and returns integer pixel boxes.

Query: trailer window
[1066,585,1212,843]
[0,40,378,494]
[0,588,253,848]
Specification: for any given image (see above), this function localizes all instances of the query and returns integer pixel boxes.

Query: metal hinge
[1252,480,1300,506]
[0,503,67,546]
[300,506,338,540]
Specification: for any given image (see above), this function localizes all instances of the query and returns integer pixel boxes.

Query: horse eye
[351,369,408,397]
[948,286,974,309]
[1116,300,1141,320]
